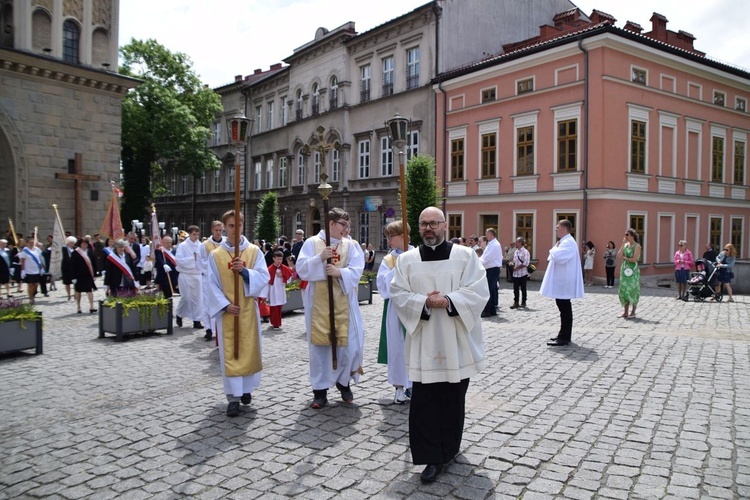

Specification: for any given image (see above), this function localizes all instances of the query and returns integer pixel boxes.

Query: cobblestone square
[1,281,748,499]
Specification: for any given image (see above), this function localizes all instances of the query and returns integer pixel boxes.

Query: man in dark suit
[291,230,305,260]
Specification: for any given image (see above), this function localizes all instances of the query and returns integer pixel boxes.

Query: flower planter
[0,312,43,355]
[358,280,372,304]
[98,299,173,342]
[283,289,304,313]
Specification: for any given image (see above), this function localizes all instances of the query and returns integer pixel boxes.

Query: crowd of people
[1,211,742,485]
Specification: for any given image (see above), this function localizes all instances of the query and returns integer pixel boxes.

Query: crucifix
[55,153,100,236]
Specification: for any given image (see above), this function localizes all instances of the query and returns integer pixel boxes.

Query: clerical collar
[425,239,447,251]
[211,237,222,243]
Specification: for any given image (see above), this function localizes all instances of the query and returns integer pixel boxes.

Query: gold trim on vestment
[212,246,262,376]
[311,237,350,346]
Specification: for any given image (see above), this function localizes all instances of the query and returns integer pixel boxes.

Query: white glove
[72,279,77,284]
[21,271,26,280]
[163,265,172,273]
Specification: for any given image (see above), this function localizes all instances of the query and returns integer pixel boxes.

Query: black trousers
[484,266,500,315]
[556,299,573,342]
[512,275,527,304]
[409,379,470,465]
[606,266,615,287]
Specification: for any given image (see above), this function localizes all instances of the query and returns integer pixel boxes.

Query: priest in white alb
[175,225,204,329]
[206,210,269,417]
[390,207,488,484]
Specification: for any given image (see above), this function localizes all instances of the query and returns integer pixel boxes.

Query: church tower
[0,0,138,239]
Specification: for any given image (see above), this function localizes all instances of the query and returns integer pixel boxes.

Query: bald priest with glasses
[390,206,489,483]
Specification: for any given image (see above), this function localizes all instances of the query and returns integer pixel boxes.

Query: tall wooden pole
[398,152,408,252]
[233,151,241,360]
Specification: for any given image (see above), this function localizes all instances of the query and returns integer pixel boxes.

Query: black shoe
[226,401,240,417]
[336,382,354,403]
[420,464,444,483]
[311,390,328,409]
[240,393,252,405]
[193,321,203,329]
[90,309,97,314]
[176,316,183,327]
[262,317,269,323]
[510,303,519,309]
[521,303,526,308]
[547,340,570,347]
[204,329,213,341]
[549,336,559,341]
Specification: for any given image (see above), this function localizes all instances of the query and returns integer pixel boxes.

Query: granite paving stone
[1,281,747,498]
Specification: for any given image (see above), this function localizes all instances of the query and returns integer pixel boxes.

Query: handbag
[623,268,633,277]
[527,264,536,274]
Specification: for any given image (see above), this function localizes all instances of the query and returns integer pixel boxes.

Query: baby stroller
[687,258,722,302]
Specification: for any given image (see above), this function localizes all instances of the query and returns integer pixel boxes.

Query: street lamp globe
[385,112,410,153]
[226,114,254,145]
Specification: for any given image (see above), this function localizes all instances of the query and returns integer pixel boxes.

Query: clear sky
[119,0,749,88]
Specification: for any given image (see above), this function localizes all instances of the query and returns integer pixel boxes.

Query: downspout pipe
[432,1,447,215]
[240,85,250,227]
[577,36,589,246]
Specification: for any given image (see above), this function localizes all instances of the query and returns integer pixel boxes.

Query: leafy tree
[405,154,442,246]
[119,39,222,225]
[255,192,281,243]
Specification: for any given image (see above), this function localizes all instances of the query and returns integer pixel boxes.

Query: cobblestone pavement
[1,280,748,499]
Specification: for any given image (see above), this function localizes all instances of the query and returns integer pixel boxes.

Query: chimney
[589,10,616,25]
[623,21,643,34]
[649,12,668,41]
[234,75,243,82]
[254,68,262,75]
[270,63,282,70]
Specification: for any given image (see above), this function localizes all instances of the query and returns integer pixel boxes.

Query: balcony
[382,82,393,97]
[406,74,419,90]
[295,105,303,121]
[360,83,370,103]
[329,91,338,110]
[311,96,320,116]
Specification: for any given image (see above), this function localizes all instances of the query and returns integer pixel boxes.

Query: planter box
[358,280,372,304]
[0,313,43,355]
[283,289,304,313]
[98,299,173,342]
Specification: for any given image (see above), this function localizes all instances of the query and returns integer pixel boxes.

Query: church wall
[0,69,124,238]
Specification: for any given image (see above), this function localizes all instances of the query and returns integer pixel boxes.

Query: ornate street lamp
[385,112,411,251]
[225,113,253,360]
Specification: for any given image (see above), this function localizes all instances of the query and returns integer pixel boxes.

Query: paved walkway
[1,280,748,499]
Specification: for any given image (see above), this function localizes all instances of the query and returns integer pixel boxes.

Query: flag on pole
[150,205,161,248]
[100,183,124,240]
[111,180,123,197]
[50,204,66,280]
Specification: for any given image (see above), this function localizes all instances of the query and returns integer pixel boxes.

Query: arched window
[311,83,320,116]
[295,90,303,120]
[329,76,339,109]
[62,19,80,64]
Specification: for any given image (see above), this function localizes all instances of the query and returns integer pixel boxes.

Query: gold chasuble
[311,236,350,346]
[204,239,221,255]
[212,246,262,377]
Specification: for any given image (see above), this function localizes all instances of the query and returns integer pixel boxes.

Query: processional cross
[55,153,100,236]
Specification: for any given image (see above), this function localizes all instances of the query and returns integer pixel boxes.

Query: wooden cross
[55,153,100,236]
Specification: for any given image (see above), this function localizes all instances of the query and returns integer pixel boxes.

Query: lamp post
[303,125,341,370]
[158,222,166,238]
[171,227,178,242]
[225,113,253,361]
[385,112,410,251]
[131,219,139,236]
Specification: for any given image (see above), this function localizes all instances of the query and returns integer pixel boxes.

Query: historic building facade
[434,9,750,282]
[0,0,138,237]
[154,0,578,248]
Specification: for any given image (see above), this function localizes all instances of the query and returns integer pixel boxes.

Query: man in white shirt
[479,228,503,317]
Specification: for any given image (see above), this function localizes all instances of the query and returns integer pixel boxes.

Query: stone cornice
[0,48,140,96]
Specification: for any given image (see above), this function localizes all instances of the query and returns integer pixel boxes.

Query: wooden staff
[166,271,175,296]
[33,226,38,247]
[322,199,337,371]
[233,150,241,360]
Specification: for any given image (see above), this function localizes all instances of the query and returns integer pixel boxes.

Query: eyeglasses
[334,221,351,230]
[419,221,445,229]
[678,244,684,246]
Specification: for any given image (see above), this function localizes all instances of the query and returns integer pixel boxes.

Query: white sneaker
[394,388,407,405]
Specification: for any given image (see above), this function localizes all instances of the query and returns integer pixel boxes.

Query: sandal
[618,313,628,318]
[728,298,735,302]
[629,313,636,318]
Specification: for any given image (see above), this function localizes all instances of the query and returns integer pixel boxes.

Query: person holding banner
[296,208,365,409]
[104,239,138,297]
[154,236,179,299]
[19,238,45,304]
[72,238,98,314]
[206,210,269,417]
[0,239,11,297]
